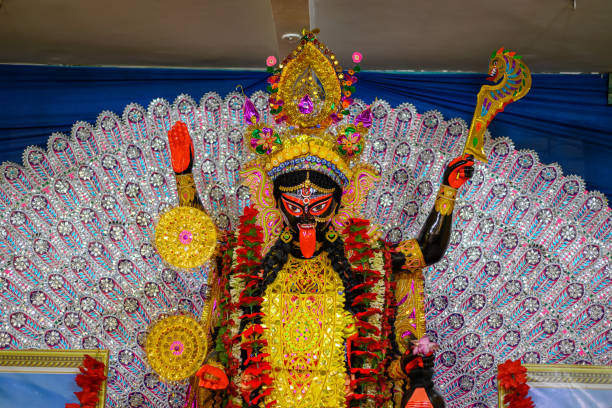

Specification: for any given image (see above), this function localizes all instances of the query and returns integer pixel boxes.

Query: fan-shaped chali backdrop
[0,91,609,408]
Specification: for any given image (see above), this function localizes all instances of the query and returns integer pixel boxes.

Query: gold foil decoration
[145,315,208,382]
[332,165,379,231]
[277,42,342,130]
[175,173,198,207]
[394,239,427,353]
[433,185,457,216]
[155,206,217,269]
[261,254,354,407]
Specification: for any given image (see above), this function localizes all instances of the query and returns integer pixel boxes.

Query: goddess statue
[153,31,474,408]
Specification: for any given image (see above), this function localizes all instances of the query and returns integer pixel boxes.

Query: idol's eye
[311,202,327,212]
[309,198,332,215]
[283,200,302,215]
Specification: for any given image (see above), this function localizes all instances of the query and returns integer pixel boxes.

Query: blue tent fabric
[0,65,610,200]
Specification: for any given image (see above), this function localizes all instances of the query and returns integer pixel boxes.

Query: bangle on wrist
[434,184,457,215]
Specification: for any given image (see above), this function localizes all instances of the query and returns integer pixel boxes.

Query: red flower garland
[343,218,394,406]
[234,205,275,407]
[65,355,106,408]
[497,359,534,408]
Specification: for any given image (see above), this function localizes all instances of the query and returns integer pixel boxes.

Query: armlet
[396,239,426,273]
[175,173,199,207]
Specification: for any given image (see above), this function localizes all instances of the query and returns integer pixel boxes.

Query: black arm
[393,154,474,268]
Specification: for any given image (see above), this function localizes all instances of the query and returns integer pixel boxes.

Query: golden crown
[242,30,372,187]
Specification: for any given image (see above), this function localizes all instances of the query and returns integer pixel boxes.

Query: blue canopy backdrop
[0,65,610,200]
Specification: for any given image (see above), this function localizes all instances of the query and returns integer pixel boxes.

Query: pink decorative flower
[352,52,363,64]
[250,127,280,155]
[412,335,438,356]
[266,56,277,67]
[170,340,184,356]
[179,230,193,245]
[337,130,362,157]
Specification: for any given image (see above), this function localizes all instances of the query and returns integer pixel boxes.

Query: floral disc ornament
[145,315,208,382]
[154,206,217,269]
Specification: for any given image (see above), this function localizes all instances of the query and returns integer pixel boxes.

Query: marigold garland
[65,355,107,408]
[498,359,534,408]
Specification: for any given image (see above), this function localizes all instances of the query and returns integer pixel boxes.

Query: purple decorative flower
[243,97,260,124]
[354,107,373,128]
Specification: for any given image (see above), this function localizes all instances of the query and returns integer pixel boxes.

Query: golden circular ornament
[154,206,217,269]
[145,315,208,382]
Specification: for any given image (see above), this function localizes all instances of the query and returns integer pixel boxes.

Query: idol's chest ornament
[261,254,355,408]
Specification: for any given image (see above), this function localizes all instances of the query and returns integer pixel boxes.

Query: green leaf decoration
[266,85,273,93]
[472,137,479,147]
[274,133,282,144]
[354,65,361,72]
[331,103,335,109]
[341,110,350,115]
[515,55,522,60]
[348,85,356,93]
[252,129,261,137]
[345,126,356,135]
[255,145,266,155]
[490,51,496,59]
[266,66,274,73]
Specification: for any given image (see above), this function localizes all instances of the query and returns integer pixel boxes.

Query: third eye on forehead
[281,192,332,205]
[284,187,331,200]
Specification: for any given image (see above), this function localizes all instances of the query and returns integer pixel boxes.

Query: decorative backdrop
[0,66,611,200]
[0,90,609,407]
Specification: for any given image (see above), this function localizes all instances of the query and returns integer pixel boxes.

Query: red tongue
[298,225,316,258]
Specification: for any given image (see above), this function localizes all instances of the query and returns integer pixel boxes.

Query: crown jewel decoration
[243,29,373,188]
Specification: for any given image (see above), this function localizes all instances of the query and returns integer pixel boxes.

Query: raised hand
[442,154,475,189]
[168,121,194,174]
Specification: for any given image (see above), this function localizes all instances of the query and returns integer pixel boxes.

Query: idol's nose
[300,213,315,224]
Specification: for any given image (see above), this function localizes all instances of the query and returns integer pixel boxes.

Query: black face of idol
[273,171,342,257]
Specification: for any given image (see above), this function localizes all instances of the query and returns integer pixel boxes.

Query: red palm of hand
[443,154,475,189]
[168,121,194,174]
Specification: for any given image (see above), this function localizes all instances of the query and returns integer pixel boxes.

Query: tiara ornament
[242,30,373,189]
